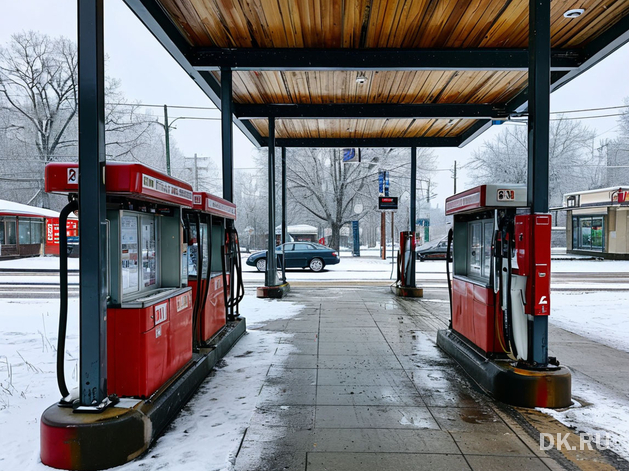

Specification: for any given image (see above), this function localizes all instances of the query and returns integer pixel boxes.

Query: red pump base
[437,329,572,409]
[40,318,246,471]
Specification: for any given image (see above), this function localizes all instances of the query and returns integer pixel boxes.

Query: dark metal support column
[265,117,279,287]
[78,0,107,406]
[221,67,233,202]
[281,147,287,283]
[528,0,550,365]
[409,147,417,287]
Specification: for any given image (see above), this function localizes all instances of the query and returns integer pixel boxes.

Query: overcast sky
[2,0,629,211]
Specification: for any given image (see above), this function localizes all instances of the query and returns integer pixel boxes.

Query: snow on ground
[0,290,303,471]
[0,256,79,270]
[539,373,629,460]
[551,291,629,353]
[0,297,79,469]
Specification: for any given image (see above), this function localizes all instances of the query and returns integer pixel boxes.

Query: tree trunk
[329,222,340,251]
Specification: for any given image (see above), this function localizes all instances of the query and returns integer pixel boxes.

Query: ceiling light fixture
[564,8,584,18]
[356,72,367,84]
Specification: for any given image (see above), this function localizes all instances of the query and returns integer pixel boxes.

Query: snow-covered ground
[0,291,303,471]
[551,291,629,353]
[0,257,79,270]
[540,375,629,460]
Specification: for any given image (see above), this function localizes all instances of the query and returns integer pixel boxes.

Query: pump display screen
[119,212,160,298]
[121,215,139,294]
[142,217,157,288]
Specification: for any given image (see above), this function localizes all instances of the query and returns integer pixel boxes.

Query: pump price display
[379,196,398,210]
[497,189,515,201]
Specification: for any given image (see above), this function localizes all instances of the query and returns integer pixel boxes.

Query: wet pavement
[233,287,571,471]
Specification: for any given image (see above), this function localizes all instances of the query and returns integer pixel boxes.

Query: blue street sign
[352,221,360,257]
[378,171,384,195]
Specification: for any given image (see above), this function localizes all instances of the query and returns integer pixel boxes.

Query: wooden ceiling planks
[248,117,477,138]
[158,0,629,141]
[220,70,527,105]
[160,0,629,49]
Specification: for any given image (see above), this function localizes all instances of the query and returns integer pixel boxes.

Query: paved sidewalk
[233,287,574,471]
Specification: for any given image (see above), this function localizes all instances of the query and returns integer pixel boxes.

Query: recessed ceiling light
[564,9,584,18]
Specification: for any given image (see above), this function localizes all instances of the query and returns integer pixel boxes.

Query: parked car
[417,236,449,261]
[246,242,340,272]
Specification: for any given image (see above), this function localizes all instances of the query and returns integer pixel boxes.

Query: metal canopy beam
[189,48,581,71]
[527,0,550,366]
[78,0,107,406]
[234,103,507,120]
[276,137,460,148]
[123,0,265,147]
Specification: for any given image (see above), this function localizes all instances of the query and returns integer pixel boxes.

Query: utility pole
[453,160,457,194]
[193,153,198,191]
[391,211,395,264]
[381,212,386,260]
[164,104,171,175]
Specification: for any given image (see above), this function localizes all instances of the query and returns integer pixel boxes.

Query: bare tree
[469,117,602,207]
[0,32,174,210]
[0,31,77,207]
[284,148,436,250]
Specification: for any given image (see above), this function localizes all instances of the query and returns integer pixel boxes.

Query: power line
[551,104,629,115]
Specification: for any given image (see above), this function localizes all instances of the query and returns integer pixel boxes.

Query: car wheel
[256,258,266,272]
[309,257,324,272]
[418,254,425,262]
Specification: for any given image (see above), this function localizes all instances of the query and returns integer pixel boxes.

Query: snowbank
[0,290,303,471]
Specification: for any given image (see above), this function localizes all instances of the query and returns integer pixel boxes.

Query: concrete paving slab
[313,342,394,357]
[250,405,315,429]
[305,428,460,454]
[257,384,317,406]
[465,455,551,471]
[278,332,319,342]
[316,385,425,407]
[450,431,535,456]
[306,452,471,471]
[316,355,403,370]
[266,366,317,385]
[428,406,511,433]
[316,368,415,387]
[235,426,310,471]
[273,342,319,356]
[315,405,439,430]
[272,354,319,369]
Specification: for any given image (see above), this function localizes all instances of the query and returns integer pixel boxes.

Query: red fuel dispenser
[45,162,194,398]
[185,192,237,344]
[440,184,570,408]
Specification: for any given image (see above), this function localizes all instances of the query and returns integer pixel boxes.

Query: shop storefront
[564,187,629,259]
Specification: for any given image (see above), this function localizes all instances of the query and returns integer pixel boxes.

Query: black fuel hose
[446,228,453,329]
[226,227,245,311]
[57,198,78,400]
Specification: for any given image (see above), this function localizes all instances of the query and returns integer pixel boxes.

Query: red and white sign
[45,162,194,207]
[154,302,168,325]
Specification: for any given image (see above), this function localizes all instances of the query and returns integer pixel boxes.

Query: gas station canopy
[126,0,629,148]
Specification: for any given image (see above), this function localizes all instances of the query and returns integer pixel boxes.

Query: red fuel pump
[444,184,551,361]
[439,184,569,408]
[185,192,239,345]
[45,162,194,398]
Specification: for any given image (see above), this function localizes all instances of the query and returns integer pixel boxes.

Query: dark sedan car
[246,242,340,272]
[417,236,449,261]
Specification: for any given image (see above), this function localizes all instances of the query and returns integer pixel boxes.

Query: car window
[294,243,314,251]
[284,243,295,251]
